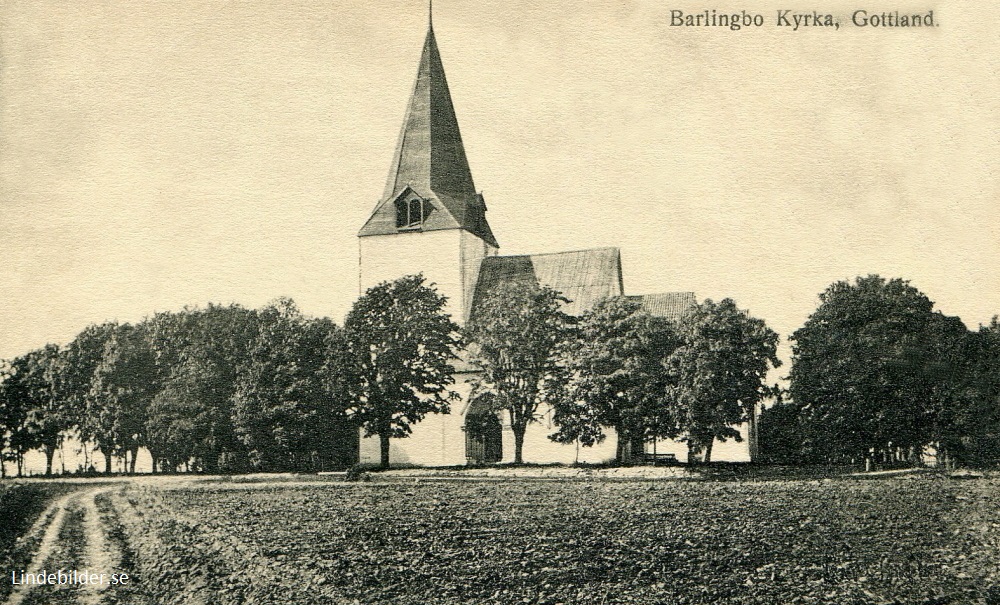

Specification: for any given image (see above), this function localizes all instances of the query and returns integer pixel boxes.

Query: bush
[344,464,372,482]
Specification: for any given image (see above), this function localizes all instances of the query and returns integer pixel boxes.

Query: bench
[643,452,678,466]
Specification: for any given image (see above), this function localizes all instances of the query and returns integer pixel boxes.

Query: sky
[1,0,997,371]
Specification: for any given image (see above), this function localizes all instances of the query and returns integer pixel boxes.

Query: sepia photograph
[1,0,998,603]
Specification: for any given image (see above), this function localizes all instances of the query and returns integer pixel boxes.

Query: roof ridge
[489,247,620,260]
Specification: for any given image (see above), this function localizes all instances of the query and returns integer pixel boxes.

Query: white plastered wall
[359,229,466,323]
[358,229,487,466]
[358,374,475,467]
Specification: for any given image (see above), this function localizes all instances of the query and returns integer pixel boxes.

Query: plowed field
[4,475,999,604]
[159,477,1000,604]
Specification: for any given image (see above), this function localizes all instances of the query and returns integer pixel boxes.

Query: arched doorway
[465,397,503,464]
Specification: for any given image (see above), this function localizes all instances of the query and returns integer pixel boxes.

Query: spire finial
[429,0,433,30]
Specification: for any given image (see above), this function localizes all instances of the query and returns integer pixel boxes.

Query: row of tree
[0,274,476,475]
[0,298,351,476]
[1,273,783,475]
[8,272,995,474]
[759,275,1000,468]
[466,284,780,465]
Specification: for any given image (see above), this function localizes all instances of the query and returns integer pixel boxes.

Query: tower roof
[359,23,498,248]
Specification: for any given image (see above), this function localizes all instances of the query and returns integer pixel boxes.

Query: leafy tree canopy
[549,296,680,465]
[668,298,780,463]
[345,274,461,468]
[466,280,573,465]
[789,275,967,465]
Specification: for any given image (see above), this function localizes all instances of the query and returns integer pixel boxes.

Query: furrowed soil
[4,474,1000,604]
[157,476,1000,605]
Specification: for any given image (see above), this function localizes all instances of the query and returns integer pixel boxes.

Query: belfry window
[396,197,430,229]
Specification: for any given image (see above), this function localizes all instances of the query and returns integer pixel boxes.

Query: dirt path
[5,491,76,605]
[4,488,121,605]
[79,490,117,605]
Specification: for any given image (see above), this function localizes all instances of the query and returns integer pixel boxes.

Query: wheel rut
[4,488,122,605]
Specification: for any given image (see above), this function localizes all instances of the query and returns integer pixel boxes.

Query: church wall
[508,416,750,465]
[460,230,497,323]
[359,230,466,323]
[504,405,619,465]
[359,385,750,467]
[359,373,474,467]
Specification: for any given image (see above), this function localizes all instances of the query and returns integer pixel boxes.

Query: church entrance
[465,399,503,465]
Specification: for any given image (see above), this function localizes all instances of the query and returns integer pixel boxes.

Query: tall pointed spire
[383,25,476,205]
[359,12,497,247]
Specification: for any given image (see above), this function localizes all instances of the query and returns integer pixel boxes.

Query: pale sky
[2,0,998,371]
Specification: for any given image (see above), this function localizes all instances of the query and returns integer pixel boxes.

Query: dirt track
[5,488,122,605]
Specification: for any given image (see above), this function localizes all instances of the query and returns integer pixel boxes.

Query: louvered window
[396,197,430,229]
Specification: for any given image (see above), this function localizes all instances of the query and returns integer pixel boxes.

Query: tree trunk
[129,446,139,474]
[103,449,112,474]
[616,426,635,466]
[687,441,700,465]
[748,402,759,463]
[44,445,55,476]
[17,452,24,477]
[513,425,525,465]
[379,434,391,469]
[704,439,714,464]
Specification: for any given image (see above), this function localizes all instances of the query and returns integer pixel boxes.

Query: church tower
[358,15,498,325]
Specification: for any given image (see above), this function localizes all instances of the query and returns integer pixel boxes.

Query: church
[356,16,699,466]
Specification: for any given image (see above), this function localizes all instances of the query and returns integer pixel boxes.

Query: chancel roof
[626,292,698,322]
[456,248,696,373]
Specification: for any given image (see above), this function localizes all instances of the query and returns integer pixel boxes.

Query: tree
[918,312,973,466]
[141,303,254,473]
[947,318,1000,467]
[166,304,253,473]
[0,355,37,476]
[21,346,64,476]
[789,275,961,467]
[61,322,117,471]
[0,358,30,476]
[549,297,680,465]
[90,324,158,473]
[465,280,573,465]
[319,322,361,470]
[234,299,352,472]
[667,298,780,463]
[146,366,209,473]
[344,275,461,469]
[30,345,68,476]
[757,399,806,465]
[0,346,70,476]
